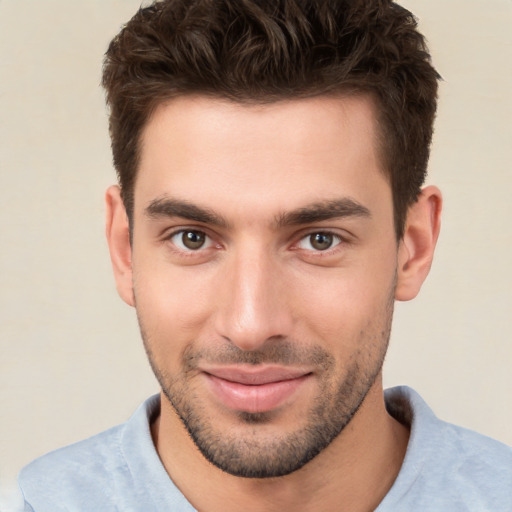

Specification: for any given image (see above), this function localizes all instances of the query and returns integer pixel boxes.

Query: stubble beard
[138,295,394,479]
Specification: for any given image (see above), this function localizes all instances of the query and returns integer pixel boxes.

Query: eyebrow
[274,198,371,227]
[145,197,229,228]
[144,196,371,228]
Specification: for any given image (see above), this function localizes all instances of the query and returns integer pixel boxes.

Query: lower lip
[205,373,311,414]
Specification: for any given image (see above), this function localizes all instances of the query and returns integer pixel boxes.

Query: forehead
[135,94,391,220]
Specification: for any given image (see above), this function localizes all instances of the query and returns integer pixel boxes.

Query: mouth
[201,365,313,414]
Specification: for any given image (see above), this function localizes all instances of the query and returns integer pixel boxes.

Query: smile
[202,366,313,414]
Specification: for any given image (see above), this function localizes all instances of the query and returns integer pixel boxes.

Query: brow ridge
[145,197,229,227]
[275,198,371,227]
[144,196,370,229]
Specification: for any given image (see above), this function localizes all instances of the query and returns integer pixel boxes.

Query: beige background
[1,0,511,507]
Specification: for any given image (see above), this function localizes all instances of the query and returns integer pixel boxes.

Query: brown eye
[182,230,205,249]
[170,230,209,250]
[309,233,334,251]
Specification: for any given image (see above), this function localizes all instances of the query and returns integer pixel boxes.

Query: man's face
[130,95,399,477]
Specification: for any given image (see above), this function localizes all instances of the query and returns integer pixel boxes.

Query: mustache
[182,339,335,369]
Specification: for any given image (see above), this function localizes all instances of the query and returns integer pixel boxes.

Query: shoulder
[19,395,161,512]
[19,424,125,510]
[19,426,128,512]
[381,386,512,511]
[433,418,512,495]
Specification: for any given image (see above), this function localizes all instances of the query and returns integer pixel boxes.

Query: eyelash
[162,228,349,257]
[164,229,218,255]
[295,231,345,253]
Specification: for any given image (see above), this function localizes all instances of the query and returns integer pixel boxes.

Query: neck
[152,377,409,512]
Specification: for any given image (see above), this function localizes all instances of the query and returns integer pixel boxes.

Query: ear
[105,185,135,307]
[395,185,442,301]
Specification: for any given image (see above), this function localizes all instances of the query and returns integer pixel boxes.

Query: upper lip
[201,365,311,385]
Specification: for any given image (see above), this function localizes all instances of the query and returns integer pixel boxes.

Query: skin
[106,94,441,511]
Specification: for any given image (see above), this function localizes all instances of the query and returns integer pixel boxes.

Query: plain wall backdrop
[1,0,511,506]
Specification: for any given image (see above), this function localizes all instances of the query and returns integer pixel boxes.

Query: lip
[202,365,312,413]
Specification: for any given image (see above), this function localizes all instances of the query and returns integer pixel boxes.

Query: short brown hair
[102,0,440,237]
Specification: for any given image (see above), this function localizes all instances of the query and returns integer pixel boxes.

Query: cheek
[290,258,396,348]
[132,258,216,349]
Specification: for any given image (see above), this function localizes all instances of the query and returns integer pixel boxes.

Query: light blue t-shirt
[18,387,512,511]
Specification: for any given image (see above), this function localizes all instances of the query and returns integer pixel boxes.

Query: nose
[213,245,293,352]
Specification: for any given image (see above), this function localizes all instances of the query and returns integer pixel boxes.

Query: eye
[170,230,213,251]
[297,232,342,251]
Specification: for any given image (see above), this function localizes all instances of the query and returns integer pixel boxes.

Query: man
[18,0,512,510]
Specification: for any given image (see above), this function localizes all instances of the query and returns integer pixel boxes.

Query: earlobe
[105,185,135,307]
[395,186,442,301]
